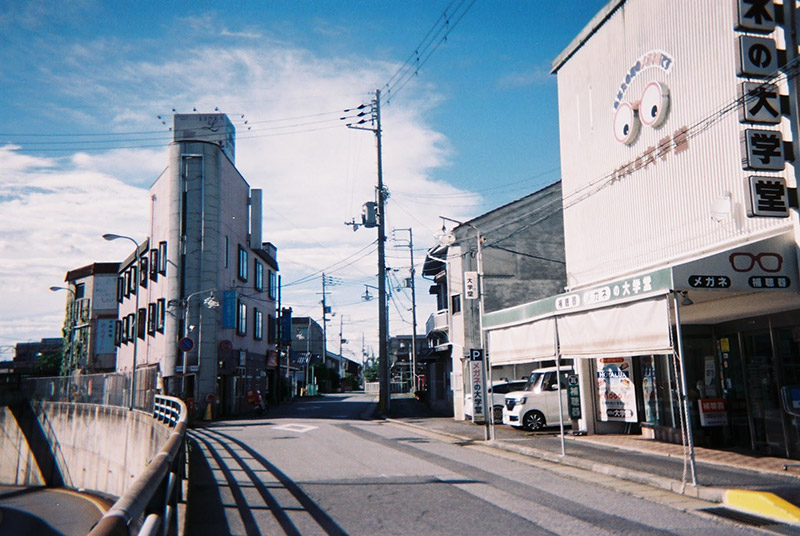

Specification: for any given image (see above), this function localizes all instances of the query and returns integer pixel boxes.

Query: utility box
[362,202,378,228]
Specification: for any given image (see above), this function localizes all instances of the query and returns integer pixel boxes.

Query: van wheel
[493,405,503,423]
[523,410,545,431]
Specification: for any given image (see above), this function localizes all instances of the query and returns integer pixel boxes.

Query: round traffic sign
[178,337,194,352]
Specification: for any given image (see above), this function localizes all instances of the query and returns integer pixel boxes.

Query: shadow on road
[187,427,348,536]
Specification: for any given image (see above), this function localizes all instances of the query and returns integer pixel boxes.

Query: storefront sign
[736,0,776,33]
[567,374,581,419]
[699,398,728,426]
[746,176,790,217]
[469,349,486,423]
[673,233,797,291]
[736,35,778,78]
[596,357,638,423]
[464,271,478,300]
[739,82,781,124]
[741,128,785,170]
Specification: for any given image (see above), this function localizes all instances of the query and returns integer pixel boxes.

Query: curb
[384,417,726,504]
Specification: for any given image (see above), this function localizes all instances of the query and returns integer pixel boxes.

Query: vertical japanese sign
[735,0,789,217]
[464,271,478,300]
[567,374,582,419]
[469,349,486,423]
[596,357,638,423]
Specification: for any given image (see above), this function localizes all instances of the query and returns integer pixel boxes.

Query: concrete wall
[0,401,170,498]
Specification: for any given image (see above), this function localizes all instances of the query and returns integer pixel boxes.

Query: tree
[363,357,379,383]
[36,352,62,376]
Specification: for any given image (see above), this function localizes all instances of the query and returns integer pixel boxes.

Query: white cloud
[2,38,480,360]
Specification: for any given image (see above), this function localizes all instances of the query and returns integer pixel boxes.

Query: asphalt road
[0,485,108,536]
[184,393,772,536]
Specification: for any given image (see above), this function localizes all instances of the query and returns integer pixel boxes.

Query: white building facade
[485,0,800,458]
[115,113,279,418]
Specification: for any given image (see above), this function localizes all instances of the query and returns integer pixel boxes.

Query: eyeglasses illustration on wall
[613,82,671,145]
[729,252,783,273]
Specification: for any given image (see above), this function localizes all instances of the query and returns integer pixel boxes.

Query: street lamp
[103,233,141,410]
[178,288,218,399]
[50,286,76,376]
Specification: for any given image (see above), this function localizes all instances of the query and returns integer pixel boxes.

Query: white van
[502,367,573,431]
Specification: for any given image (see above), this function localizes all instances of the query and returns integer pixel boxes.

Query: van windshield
[523,371,548,393]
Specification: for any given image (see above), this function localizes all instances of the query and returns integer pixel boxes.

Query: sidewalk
[383,394,800,528]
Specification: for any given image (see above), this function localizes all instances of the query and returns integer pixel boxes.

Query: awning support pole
[555,317,566,456]
[672,291,698,487]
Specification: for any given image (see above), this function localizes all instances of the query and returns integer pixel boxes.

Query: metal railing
[22,368,158,412]
[89,394,187,536]
[19,373,187,536]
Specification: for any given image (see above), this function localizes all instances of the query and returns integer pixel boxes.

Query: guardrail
[89,394,187,536]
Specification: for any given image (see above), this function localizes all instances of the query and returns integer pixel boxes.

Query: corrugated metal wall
[556,0,794,289]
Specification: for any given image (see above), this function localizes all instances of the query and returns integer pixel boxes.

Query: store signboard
[672,233,797,292]
[464,271,478,300]
[699,399,728,427]
[746,176,790,217]
[596,357,638,423]
[469,349,486,424]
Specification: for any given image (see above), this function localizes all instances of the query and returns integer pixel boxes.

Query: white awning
[487,317,556,365]
[557,296,673,359]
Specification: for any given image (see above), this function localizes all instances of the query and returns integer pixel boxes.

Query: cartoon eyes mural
[613,102,640,145]
[613,82,671,145]
[639,82,670,127]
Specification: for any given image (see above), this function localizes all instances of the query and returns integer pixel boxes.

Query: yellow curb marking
[724,489,800,525]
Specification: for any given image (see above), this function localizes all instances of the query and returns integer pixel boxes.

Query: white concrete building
[484,0,800,458]
[114,113,279,418]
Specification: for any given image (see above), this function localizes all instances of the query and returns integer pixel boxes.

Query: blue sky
[0,1,608,360]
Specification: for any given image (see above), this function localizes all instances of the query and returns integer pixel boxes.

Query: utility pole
[394,228,418,392]
[344,89,390,413]
[321,273,328,365]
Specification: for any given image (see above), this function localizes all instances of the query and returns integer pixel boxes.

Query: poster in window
[596,357,638,423]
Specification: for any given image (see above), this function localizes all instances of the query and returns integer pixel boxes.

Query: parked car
[464,380,527,423]
[502,367,573,431]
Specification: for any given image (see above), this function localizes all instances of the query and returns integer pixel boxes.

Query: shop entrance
[717,317,800,459]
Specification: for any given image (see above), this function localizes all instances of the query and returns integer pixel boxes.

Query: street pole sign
[469,349,487,424]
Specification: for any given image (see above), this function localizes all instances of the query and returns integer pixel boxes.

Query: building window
[114,320,122,346]
[451,294,462,314]
[269,270,277,300]
[137,308,146,339]
[238,246,248,281]
[156,298,166,333]
[254,308,263,341]
[147,303,156,335]
[255,260,264,291]
[123,271,131,298]
[237,301,247,336]
[122,316,129,344]
[74,283,85,300]
[149,249,159,281]
[139,257,148,288]
[128,266,138,295]
[117,277,125,303]
[158,241,167,275]
[268,314,276,344]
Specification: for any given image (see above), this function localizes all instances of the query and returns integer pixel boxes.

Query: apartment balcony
[425,310,449,336]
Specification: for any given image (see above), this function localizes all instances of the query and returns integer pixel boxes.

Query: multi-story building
[113,113,279,418]
[55,262,120,374]
[422,182,567,417]
[484,0,800,459]
[13,338,63,376]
